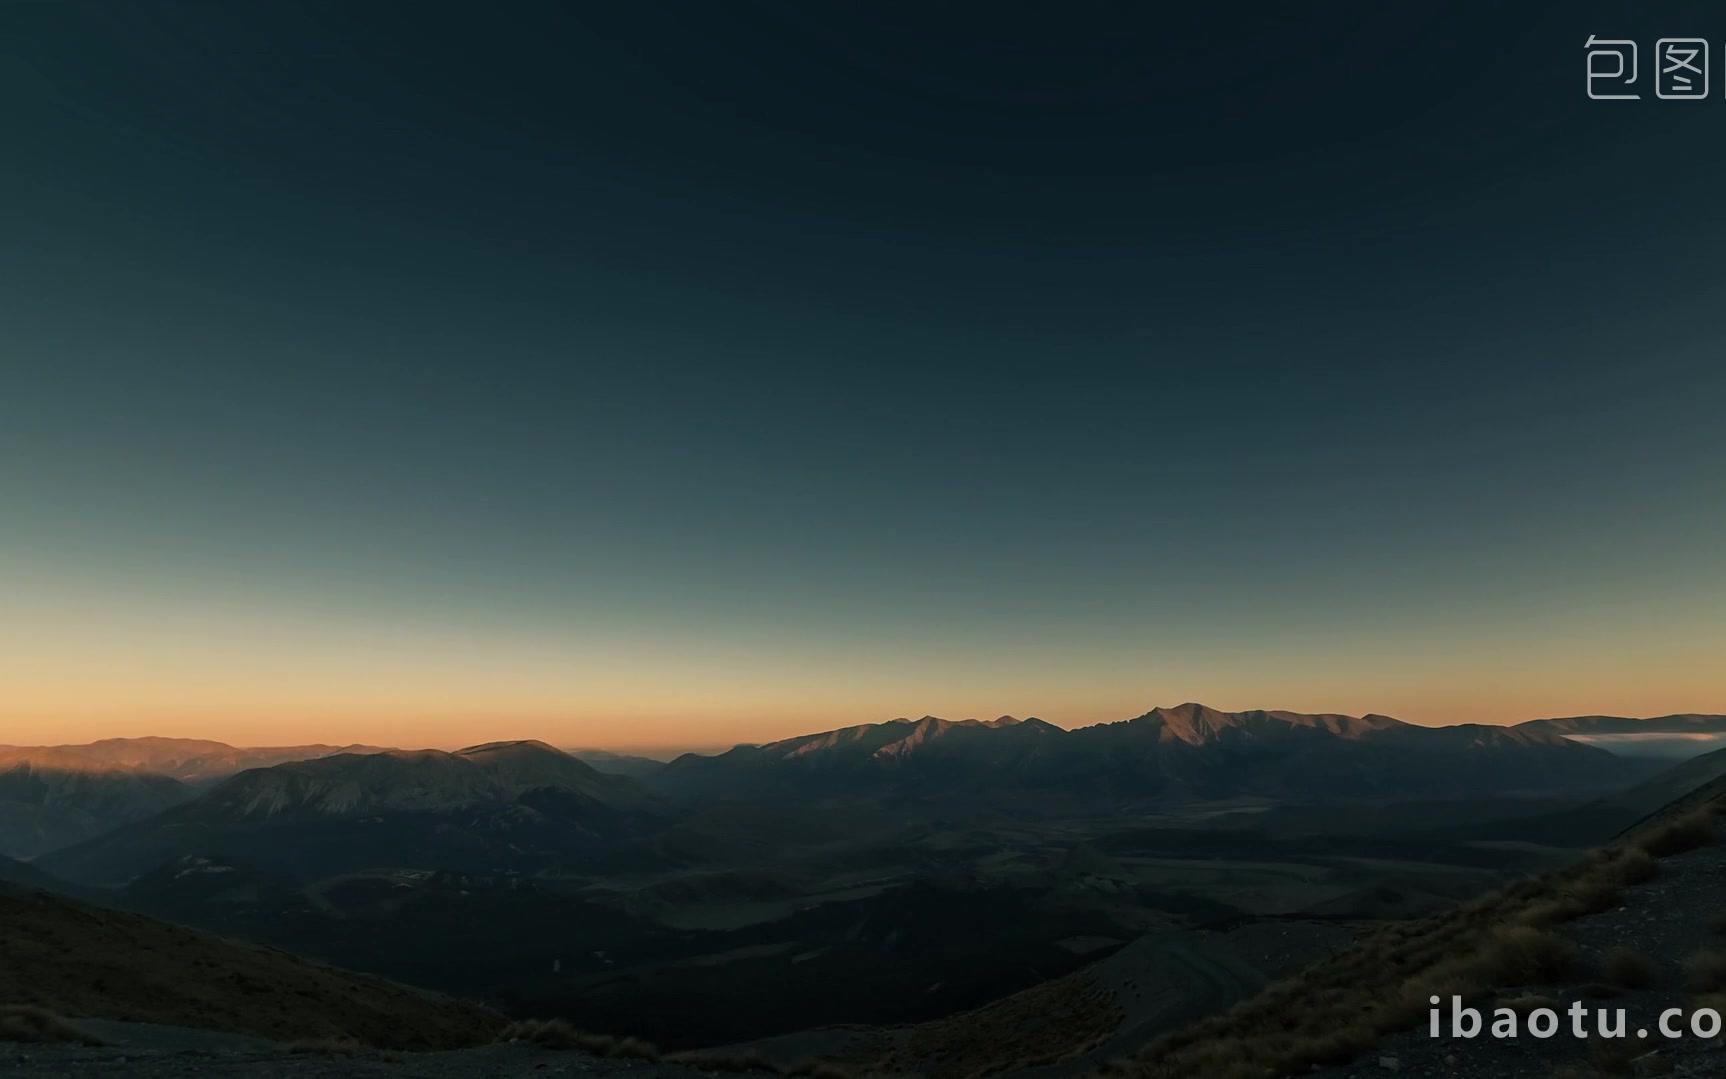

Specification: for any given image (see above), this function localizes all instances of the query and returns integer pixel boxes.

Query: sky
[2,2,1724,751]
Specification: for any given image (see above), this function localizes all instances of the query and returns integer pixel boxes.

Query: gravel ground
[3,1020,738,1078]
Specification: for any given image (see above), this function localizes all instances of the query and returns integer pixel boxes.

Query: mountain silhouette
[40,741,659,886]
[653,703,1633,802]
[0,737,391,785]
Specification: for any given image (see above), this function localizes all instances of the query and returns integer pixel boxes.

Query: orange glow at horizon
[7,680,1726,755]
[4,552,1722,753]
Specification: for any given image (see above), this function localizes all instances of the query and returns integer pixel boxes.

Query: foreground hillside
[1115,777,1726,1078]
[0,882,502,1049]
[0,877,791,1076]
[1,1032,715,1078]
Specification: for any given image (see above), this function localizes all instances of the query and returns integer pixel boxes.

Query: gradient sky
[3,2,1724,751]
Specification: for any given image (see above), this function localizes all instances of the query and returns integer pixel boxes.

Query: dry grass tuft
[0,1006,106,1046]
[1474,926,1576,985]
[1277,1026,1375,1071]
[1497,993,1559,1015]
[1638,810,1717,858]
[1690,992,1726,1018]
[666,1047,852,1076]
[1683,950,1726,993]
[668,1049,774,1073]
[1587,1037,1641,1078]
[613,1037,661,1060]
[498,1019,660,1060]
[1611,848,1659,885]
[1519,877,1620,928]
[287,1036,367,1055]
[1599,947,1658,990]
[1101,789,1726,1078]
[1113,831,1674,1076]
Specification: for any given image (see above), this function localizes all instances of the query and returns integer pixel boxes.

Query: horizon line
[8,701,1726,757]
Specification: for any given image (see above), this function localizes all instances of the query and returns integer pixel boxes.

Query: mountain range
[0,765,189,860]
[40,740,659,886]
[1516,713,1726,736]
[0,738,391,860]
[7,705,1726,1072]
[0,737,390,784]
[566,748,671,779]
[650,703,1645,803]
[1512,712,1726,758]
[9,705,1697,876]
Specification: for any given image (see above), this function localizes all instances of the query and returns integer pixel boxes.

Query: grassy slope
[1110,783,1726,1078]
[0,882,503,1049]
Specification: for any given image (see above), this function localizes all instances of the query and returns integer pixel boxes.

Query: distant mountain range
[0,738,390,860]
[8,707,1718,876]
[566,748,670,779]
[0,737,391,784]
[40,740,659,886]
[1512,713,1726,758]
[650,703,1645,803]
[0,765,189,860]
[1517,713,1726,736]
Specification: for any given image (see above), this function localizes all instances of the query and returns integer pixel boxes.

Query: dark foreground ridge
[0,881,502,1050]
[1112,774,1726,1079]
[0,1023,720,1079]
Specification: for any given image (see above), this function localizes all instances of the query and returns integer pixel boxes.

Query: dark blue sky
[2,2,1723,747]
